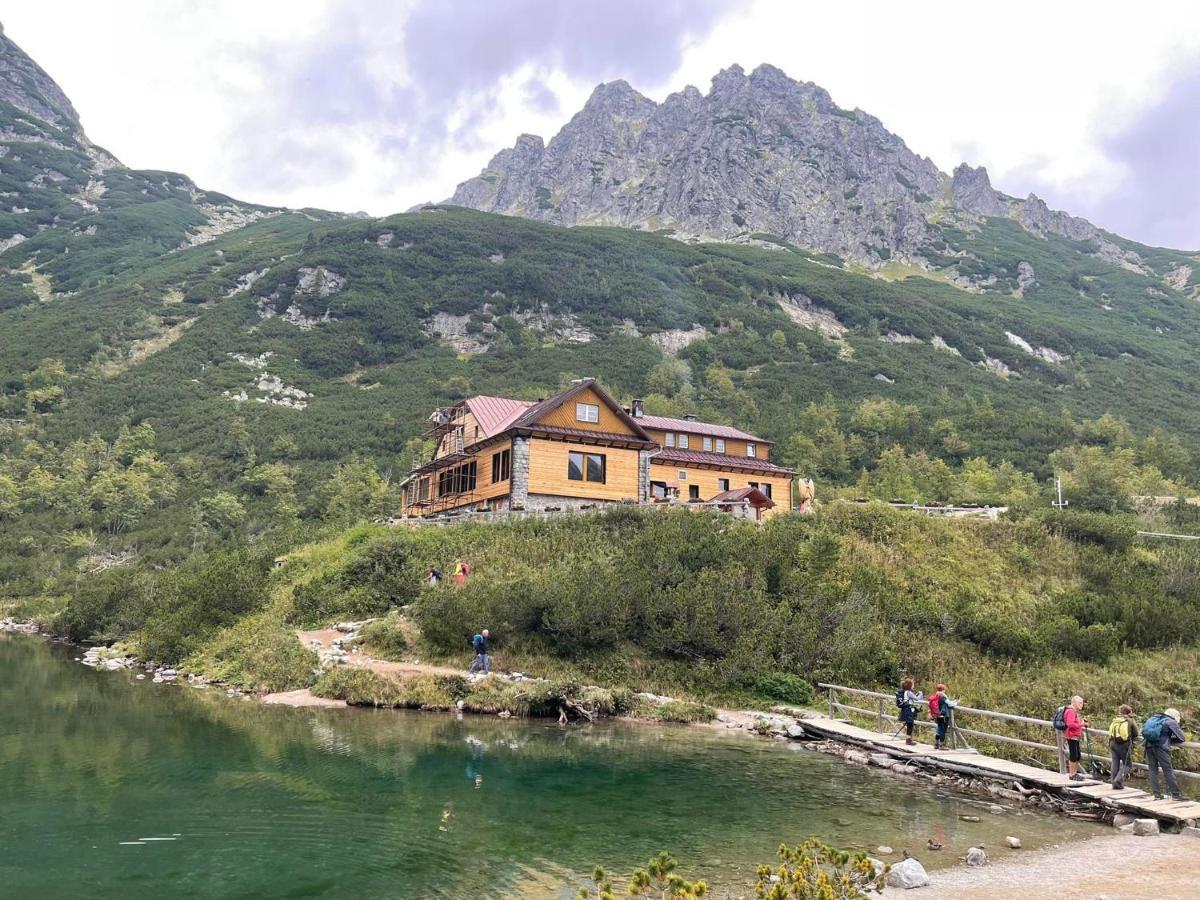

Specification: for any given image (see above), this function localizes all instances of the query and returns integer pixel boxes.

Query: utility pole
[1052,477,1069,510]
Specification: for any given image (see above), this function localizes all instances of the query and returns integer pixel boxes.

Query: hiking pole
[1084,729,1103,778]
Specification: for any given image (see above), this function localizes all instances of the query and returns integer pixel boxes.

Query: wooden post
[828,686,835,719]
[1056,731,1067,774]
[877,697,886,732]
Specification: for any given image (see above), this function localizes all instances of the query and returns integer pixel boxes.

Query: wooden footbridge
[807,684,1200,828]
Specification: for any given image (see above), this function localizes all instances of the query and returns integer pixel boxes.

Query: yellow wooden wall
[649,462,792,519]
[537,387,636,434]
[641,428,771,461]
[528,439,640,501]
[404,441,513,515]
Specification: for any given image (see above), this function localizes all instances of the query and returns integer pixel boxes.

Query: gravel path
[882,833,1199,898]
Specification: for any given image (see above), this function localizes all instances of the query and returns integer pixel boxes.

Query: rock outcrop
[448,63,1130,268]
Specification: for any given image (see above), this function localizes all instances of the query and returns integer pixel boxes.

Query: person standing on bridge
[1142,708,1186,801]
[929,683,952,750]
[1107,704,1138,790]
[896,678,923,746]
[1063,695,1089,781]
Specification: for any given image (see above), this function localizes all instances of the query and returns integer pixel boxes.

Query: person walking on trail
[1063,695,1089,781]
[453,559,471,586]
[928,684,953,750]
[1143,708,1187,801]
[895,678,923,746]
[1107,704,1138,790]
[427,565,443,586]
[468,628,490,675]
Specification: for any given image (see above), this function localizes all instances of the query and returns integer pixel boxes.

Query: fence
[818,683,1200,782]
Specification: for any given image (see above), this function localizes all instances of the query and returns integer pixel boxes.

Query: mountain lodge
[398,379,795,520]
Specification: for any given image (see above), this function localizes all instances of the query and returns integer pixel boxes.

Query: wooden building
[399,379,795,519]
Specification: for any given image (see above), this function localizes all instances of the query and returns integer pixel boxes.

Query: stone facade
[509,435,531,509]
[637,449,654,503]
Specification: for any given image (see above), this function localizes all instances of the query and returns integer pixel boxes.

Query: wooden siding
[535,386,638,435]
[403,439,512,516]
[434,410,486,459]
[528,438,640,501]
[641,428,767,461]
[650,462,793,520]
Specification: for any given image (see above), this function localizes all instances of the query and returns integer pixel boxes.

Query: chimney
[631,399,644,418]
[685,414,698,421]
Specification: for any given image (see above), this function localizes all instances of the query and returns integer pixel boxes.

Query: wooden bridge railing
[818,683,1200,782]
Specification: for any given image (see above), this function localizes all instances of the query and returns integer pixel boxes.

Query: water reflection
[0,636,1101,898]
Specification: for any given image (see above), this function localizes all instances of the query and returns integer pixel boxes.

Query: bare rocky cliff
[448,64,1117,268]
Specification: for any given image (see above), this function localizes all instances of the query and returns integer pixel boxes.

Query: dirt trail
[295,628,463,678]
[881,833,1198,899]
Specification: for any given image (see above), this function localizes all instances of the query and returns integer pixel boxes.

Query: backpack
[471,633,483,651]
[928,694,941,718]
[1142,714,1165,744]
[895,689,908,710]
[1108,716,1131,743]
[1052,705,1069,732]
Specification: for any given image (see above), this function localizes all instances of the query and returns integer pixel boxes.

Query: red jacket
[1064,707,1085,739]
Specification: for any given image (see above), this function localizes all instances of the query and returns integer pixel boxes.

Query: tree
[324,455,396,525]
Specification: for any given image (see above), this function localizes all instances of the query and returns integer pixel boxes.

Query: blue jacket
[1151,716,1186,748]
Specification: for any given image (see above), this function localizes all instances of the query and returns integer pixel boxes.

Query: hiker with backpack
[1142,708,1187,801]
[468,628,490,675]
[928,684,955,750]
[895,678,923,746]
[1107,704,1139,790]
[1054,695,1089,781]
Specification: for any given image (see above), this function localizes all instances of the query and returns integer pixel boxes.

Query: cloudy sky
[7,1,1200,247]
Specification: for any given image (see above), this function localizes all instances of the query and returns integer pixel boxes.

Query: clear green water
[0,635,1101,898]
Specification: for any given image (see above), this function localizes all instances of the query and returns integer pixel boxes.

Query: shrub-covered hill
[4,204,1200,597]
[46,505,1200,735]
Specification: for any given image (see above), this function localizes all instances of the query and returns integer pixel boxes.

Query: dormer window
[678,434,689,449]
[716,439,726,453]
[576,402,599,423]
[665,433,675,448]
[747,443,756,458]
[703,437,713,451]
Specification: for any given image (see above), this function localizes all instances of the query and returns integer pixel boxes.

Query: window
[651,480,668,499]
[703,437,713,451]
[748,481,759,490]
[763,483,772,500]
[688,484,700,500]
[568,451,606,483]
[746,443,756,458]
[438,461,477,496]
[718,478,729,492]
[418,478,429,501]
[678,434,689,449]
[576,402,599,423]
[491,449,511,483]
[665,433,675,448]
[716,439,725,453]
[678,470,687,480]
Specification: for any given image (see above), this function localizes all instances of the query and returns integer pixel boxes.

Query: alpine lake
[0,634,1102,898]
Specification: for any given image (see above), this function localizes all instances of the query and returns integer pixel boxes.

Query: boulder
[965,847,988,867]
[1115,824,1136,834]
[1112,813,1137,828]
[876,846,893,855]
[866,857,886,877]
[1005,836,1021,849]
[885,857,929,889]
[1133,819,1160,837]
[869,753,895,768]
[959,815,981,823]
[786,724,806,739]
[988,805,1005,815]
[1181,827,1200,839]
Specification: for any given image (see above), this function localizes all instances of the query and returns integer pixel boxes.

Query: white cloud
[5,0,1200,244]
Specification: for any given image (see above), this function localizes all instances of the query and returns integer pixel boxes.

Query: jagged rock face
[449,63,1134,269]
[451,64,948,265]
[0,28,81,131]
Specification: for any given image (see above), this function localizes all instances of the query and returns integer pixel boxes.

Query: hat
[1164,708,1182,723]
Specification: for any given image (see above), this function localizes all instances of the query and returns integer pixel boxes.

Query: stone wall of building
[509,435,531,508]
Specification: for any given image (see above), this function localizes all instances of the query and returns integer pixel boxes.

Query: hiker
[928,683,953,750]
[895,678,923,746]
[427,565,443,586]
[1143,708,1187,801]
[453,559,471,586]
[468,628,490,675]
[1062,695,1089,781]
[1107,704,1138,790]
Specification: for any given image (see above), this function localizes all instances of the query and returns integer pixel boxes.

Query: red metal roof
[465,395,536,438]
[519,424,655,445]
[709,486,775,508]
[652,447,794,475]
[636,414,769,444]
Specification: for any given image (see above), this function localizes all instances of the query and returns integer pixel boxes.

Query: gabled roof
[710,486,775,508]
[636,414,770,444]
[653,447,794,476]
[465,395,535,438]
[510,379,655,443]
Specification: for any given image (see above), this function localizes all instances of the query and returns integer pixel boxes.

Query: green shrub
[358,612,409,661]
[187,614,318,692]
[1038,509,1136,551]
[753,671,814,706]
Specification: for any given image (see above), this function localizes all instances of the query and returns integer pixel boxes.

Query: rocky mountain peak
[446,63,1122,269]
[0,27,81,132]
